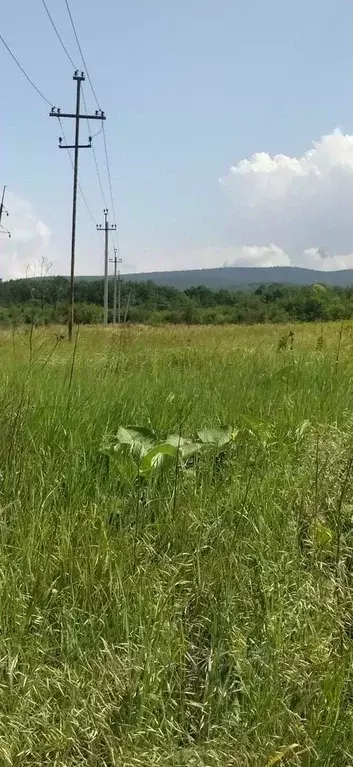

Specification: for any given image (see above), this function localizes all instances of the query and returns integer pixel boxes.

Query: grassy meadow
[2,321,353,765]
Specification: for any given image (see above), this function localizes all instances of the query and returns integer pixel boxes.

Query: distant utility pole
[109,246,122,324]
[50,71,106,341]
[0,186,11,238]
[97,209,116,324]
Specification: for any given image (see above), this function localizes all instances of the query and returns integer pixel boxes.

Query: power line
[52,74,106,340]
[97,209,116,324]
[63,0,100,109]
[39,3,98,147]
[110,247,122,324]
[78,181,97,227]
[103,124,119,248]
[58,116,97,227]
[40,0,77,69]
[82,88,107,208]
[0,32,53,106]
[39,1,109,216]
[1,25,97,237]
[39,0,120,265]
[89,119,104,140]
[62,0,120,248]
[0,186,11,238]
[92,141,107,207]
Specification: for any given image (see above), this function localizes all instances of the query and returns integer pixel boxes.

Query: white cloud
[137,243,290,272]
[4,131,353,280]
[1,193,51,279]
[220,129,353,270]
[222,244,290,268]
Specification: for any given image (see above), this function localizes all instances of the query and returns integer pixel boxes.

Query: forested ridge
[1,276,353,325]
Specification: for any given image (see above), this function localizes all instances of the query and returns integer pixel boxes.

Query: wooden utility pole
[50,71,106,340]
[97,209,116,324]
[0,186,11,238]
[117,259,122,325]
[109,246,122,324]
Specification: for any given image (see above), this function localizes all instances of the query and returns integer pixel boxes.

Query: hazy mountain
[118,266,353,290]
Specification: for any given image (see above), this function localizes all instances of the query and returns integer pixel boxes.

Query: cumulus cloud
[220,130,353,270]
[0,193,51,279]
[221,244,290,268]
[4,131,353,280]
[140,244,290,272]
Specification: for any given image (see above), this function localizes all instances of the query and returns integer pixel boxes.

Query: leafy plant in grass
[101,424,235,478]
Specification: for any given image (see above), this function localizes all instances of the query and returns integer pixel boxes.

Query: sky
[1,0,353,279]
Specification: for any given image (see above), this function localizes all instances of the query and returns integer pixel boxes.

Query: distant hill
[115,266,353,290]
[25,267,353,290]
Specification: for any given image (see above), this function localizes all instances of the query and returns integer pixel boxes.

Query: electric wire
[102,124,120,249]
[39,0,109,219]
[57,116,97,227]
[1,15,106,272]
[82,88,107,208]
[63,0,101,109]
[62,0,120,250]
[40,0,77,69]
[0,32,53,106]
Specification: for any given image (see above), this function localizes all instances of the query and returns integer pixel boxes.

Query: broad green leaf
[197,426,232,446]
[165,435,204,459]
[139,443,178,474]
[180,442,205,459]
[116,426,156,456]
[165,434,191,448]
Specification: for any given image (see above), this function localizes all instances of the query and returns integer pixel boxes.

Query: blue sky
[1,0,353,277]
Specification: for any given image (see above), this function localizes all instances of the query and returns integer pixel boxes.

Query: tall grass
[1,323,353,765]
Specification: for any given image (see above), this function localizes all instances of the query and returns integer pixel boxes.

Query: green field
[2,322,353,765]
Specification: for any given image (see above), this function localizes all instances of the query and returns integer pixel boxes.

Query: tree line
[0,276,353,325]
